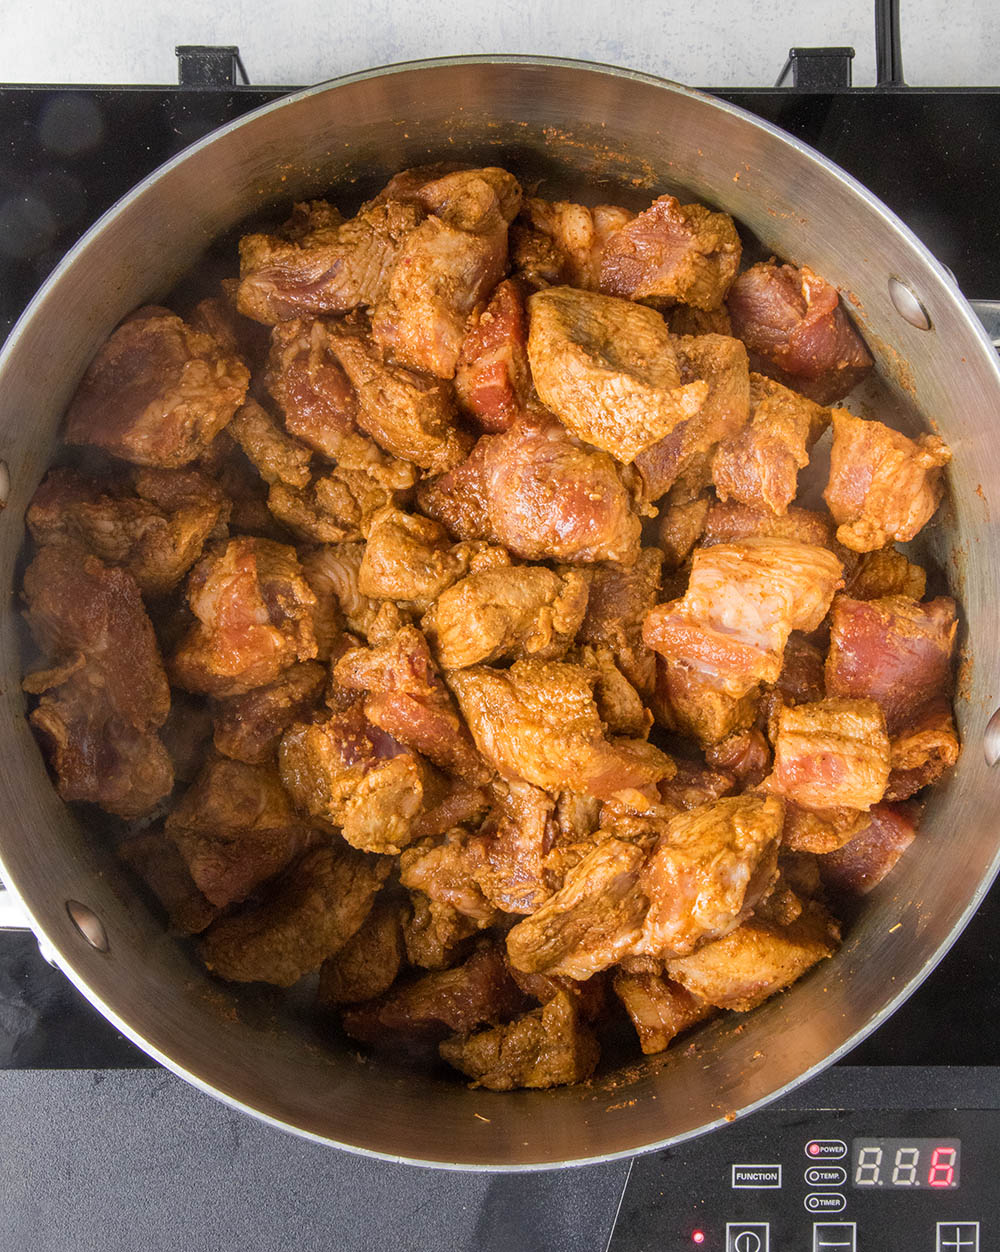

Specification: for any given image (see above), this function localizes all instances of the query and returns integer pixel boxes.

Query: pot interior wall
[0,59,997,1168]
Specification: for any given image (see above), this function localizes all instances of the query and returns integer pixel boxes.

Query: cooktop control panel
[607,1109,999,1251]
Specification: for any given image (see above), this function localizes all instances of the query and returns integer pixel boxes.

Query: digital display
[852,1138,960,1189]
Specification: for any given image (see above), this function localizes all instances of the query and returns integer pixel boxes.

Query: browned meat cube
[634,333,750,503]
[26,465,229,597]
[22,545,173,818]
[658,759,735,812]
[439,990,599,1090]
[333,624,489,781]
[199,430,280,538]
[189,278,269,367]
[212,661,326,764]
[317,897,407,1006]
[844,545,927,601]
[402,891,479,970]
[779,802,867,854]
[119,828,218,935]
[64,307,249,467]
[526,287,708,462]
[371,211,507,378]
[369,166,522,231]
[506,838,649,980]
[264,318,366,461]
[399,829,497,926]
[706,727,772,789]
[574,643,651,738]
[200,843,390,987]
[454,277,532,431]
[650,653,760,747]
[227,398,312,487]
[712,373,830,515]
[415,435,495,543]
[600,194,741,310]
[656,491,711,569]
[448,659,673,801]
[507,964,607,1021]
[422,565,588,670]
[170,537,317,697]
[299,542,378,646]
[824,409,951,551]
[885,696,960,800]
[819,803,917,895]
[474,780,558,915]
[701,499,835,550]
[165,758,315,908]
[510,198,633,289]
[666,901,840,1011]
[358,507,471,611]
[237,199,424,323]
[575,549,663,698]
[668,305,733,336]
[341,942,524,1044]
[825,594,957,736]
[636,794,782,959]
[774,633,827,708]
[612,971,713,1054]
[329,329,470,472]
[727,261,873,404]
[765,698,890,812]
[280,199,344,240]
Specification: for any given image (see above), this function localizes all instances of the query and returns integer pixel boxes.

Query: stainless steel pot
[1,56,998,1170]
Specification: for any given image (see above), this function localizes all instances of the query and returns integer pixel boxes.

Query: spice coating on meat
[64,307,249,467]
[454,278,533,431]
[765,698,891,812]
[613,971,714,1054]
[212,661,326,764]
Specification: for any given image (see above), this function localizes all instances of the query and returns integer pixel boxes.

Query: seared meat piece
[317,897,407,1006]
[159,692,215,783]
[22,546,173,818]
[212,661,326,764]
[422,565,589,669]
[845,545,927,601]
[267,470,385,544]
[170,537,317,697]
[650,654,760,747]
[634,333,750,503]
[825,595,957,737]
[779,802,867,855]
[200,431,281,538]
[237,199,424,323]
[227,398,313,488]
[358,507,475,611]
[399,829,497,926]
[600,194,741,310]
[658,759,735,812]
[636,794,783,959]
[64,306,249,467]
[341,942,524,1045]
[824,409,951,551]
[575,549,663,697]
[415,434,495,542]
[190,278,269,368]
[712,373,830,515]
[26,464,229,597]
[201,843,390,987]
[819,802,917,895]
[656,491,711,569]
[702,499,834,550]
[440,990,599,1090]
[454,278,532,431]
[526,287,708,462]
[475,780,559,915]
[511,198,633,288]
[164,758,315,908]
[644,538,843,700]
[613,971,713,1054]
[370,166,522,232]
[329,329,470,472]
[402,891,479,970]
[775,633,826,706]
[334,624,489,781]
[506,838,648,979]
[727,261,873,404]
[448,659,674,801]
[706,727,772,789]
[666,900,840,1011]
[575,643,651,738]
[371,212,507,378]
[886,697,960,800]
[119,829,217,935]
[264,318,366,461]
[281,199,344,240]
[668,304,733,336]
[765,698,890,812]
[299,542,378,645]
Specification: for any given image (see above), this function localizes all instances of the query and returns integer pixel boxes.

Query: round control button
[804,1139,847,1160]
[805,1165,848,1187]
[732,1233,763,1252]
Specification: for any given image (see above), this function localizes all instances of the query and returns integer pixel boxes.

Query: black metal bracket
[775,47,855,89]
[175,45,250,88]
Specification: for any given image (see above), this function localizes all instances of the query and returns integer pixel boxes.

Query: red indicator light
[809,1143,821,1155]
[692,1233,705,1245]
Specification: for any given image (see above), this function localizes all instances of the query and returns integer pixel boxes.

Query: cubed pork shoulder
[726,261,873,403]
[510,198,634,289]
[613,971,714,1054]
[819,802,918,895]
[212,661,326,764]
[454,277,533,431]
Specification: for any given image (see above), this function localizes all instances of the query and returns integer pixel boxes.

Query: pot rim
[2,54,998,1170]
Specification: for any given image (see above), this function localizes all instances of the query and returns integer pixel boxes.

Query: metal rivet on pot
[66,900,109,952]
[889,277,932,330]
[985,709,1000,767]
[0,460,9,509]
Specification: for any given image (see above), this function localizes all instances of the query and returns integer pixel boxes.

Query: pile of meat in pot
[20,164,960,1091]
